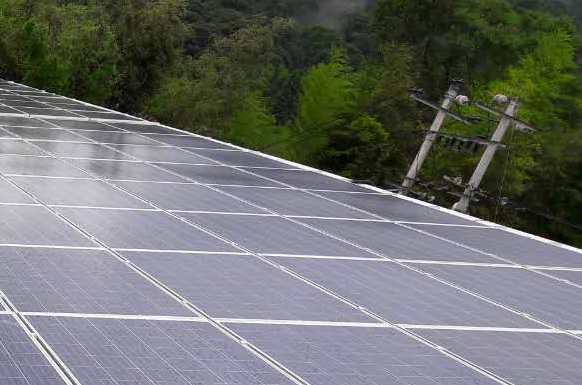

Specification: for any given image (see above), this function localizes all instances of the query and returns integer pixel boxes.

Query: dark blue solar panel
[317,191,479,225]
[297,218,499,263]
[3,126,87,141]
[0,247,191,316]
[108,122,178,135]
[0,178,36,204]
[73,131,159,145]
[217,186,375,219]
[30,316,295,385]
[11,176,149,208]
[46,119,121,131]
[417,329,582,385]
[417,264,582,330]
[114,181,263,213]
[0,138,46,156]
[110,144,217,164]
[157,163,283,187]
[121,251,372,321]
[184,149,297,169]
[57,207,238,252]
[0,205,94,246]
[33,141,132,160]
[0,314,67,385]
[410,224,582,268]
[268,257,538,327]
[230,323,501,385]
[68,158,184,182]
[144,134,233,149]
[0,154,88,178]
[248,168,371,192]
[182,213,380,258]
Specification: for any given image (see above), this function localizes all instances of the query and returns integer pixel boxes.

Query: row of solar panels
[0,78,581,385]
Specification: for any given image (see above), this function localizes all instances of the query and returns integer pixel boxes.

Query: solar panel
[1,79,581,385]
[0,314,67,385]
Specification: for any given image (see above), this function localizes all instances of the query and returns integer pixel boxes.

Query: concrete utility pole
[453,98,520,213]
[401,81,462,194]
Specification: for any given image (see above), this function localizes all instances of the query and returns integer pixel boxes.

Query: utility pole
[401,80,464,194]
[453,98,520,213]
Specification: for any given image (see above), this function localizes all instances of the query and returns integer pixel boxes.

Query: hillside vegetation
[1,0,582,246]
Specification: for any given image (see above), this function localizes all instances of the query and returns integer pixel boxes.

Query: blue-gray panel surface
[184,149,297,169]
[182,213,380,257]
[417,329,582,385]
[30,317,294,385]
[33,141,132,160]
[73,130,159,145]
[111,144,217,164]
[417,264,582,329]
[318,191,479,225]
[108,122,179,135]
[114,181,263,213]
[268,257,537,327]
[0,139,46,156]
[157,163,284,187]
[0,247,190,316]
[230,323,501,385]
[46,119,121,131]
[3,126,86,141]
[0,314,67,385]
[68,158,184,182]
[122,251,371,321]
[543,269,582,286]
[0,154,87,178]
[297,218,499,263]
[10,176,150,208]
[0,178,36,203]
[0,205,94,246]
[411,224,582,268]
[144,134,233,149]
[57,207,237,252]
[217,186,375,219]
[249,168,371,192]
[0,116,54,127]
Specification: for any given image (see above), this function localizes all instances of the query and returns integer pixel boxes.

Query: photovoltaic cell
[230,323,501,385]
[217,186,376,219]
[417,329,582,385]
[114,181,263,213]
[10,176,149,208]
[0,155,88,178]
[56,207,237,252]
[0,178,35,204]
[73,130,159,145]
[157,163,284,187]
[144,134,233,149]
[0,247,191,316]
[417,264,582,329]
[122,251,372,321]
[30,317,295,385]
[182,213,380,257]
[410,224,582,268]
[108,122,179,135]
[0,314,67,385]
[297,218,500,263]
[68,158,184,182]
[33,141,133,160]
[542,269,582,286]
[317,190,479,225]
[110,144,217,164]
[184,148,298,169]
[248,168,372,192]
[268,257,538,327]
[0,116,54,128]
[3,126,87,141]
[0,139,46,156]
[0,205,94,246]
[46,119,121,131]
[17,107,84,118]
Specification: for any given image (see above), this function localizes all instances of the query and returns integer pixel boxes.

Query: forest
[0,0,581,246]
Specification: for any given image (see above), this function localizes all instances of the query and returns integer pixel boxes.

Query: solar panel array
[0,78,581,385]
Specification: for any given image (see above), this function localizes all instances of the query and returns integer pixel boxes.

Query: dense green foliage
[1,0,582,246]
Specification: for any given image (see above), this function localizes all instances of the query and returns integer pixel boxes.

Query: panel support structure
[453,98,520,213]
[401,83,461,194]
